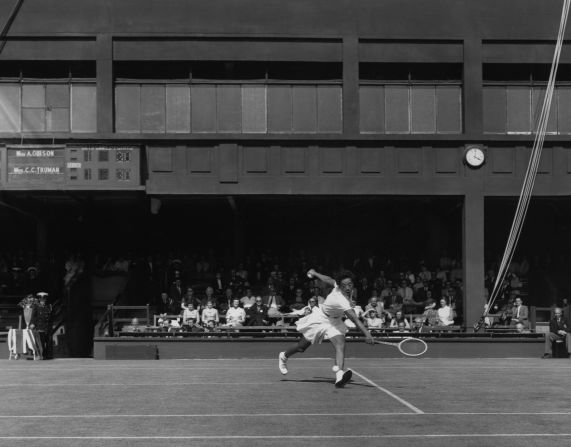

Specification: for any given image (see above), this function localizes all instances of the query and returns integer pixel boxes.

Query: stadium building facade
[1,0,571,328]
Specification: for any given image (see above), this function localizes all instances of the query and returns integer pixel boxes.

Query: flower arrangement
[18,295,41,308]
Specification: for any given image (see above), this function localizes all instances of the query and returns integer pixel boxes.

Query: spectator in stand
[201,301,219,326]
[212,272,226,296]
[364,296,386,318]
[510,296,529,329]
[283,277,299,303]
[240,288,257,309]
[450,260,463,283]
[113,256,130,273]
[390,310,410,329]
[418,265,432,283]
[344,298,364,330]
[169,278,184,304]
[263,283,286,319]
[182,302,200,326]
[356,277,372,307]
[437,298,455,326]
[182,287,201,311]
[289,288,306,312]
[364,310,385,329]
[219,287,235,314]
[384,286,403,315]
[309,286,325,306]
[201,286,216,308]
[247,297,269,326]
[422,299,439,327]
[288,297,320,317]
[515,322,531,334]
[542,307,571,358]
[157,292,177,315]
[225,299,246,327]
[379,280,393,300]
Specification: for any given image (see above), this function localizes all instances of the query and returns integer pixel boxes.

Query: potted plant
[18,295,41,329]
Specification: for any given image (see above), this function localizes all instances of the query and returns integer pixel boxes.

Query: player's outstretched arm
[307,269,336,287]
[345,308,375,344]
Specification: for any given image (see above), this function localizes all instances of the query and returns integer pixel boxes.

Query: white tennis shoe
[278,352,288,374]
[335,369,352,388]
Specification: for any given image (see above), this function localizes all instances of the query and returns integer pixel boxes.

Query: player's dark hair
[335,269,355,284]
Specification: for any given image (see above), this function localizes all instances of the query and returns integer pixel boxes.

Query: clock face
[465,147,485,167]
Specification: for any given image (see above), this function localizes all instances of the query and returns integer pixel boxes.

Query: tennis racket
[374,337,428,357]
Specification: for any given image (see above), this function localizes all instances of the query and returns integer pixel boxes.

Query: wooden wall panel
[491,148,515,174]
[282,147,307,173]
[219,144,239,183]
[359,86,384,133]
[243,147,268,173]
[320,147,344,173]
[187,147,213,173]
[148,147,173,172]
[359,148,383,174]
[435,148,458,174]
[396,148,421,173]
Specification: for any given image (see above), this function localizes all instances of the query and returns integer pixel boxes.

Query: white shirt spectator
[225,306,246,326]
[201,307,219,324]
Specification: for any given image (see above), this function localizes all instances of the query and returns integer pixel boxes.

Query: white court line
[1,434,571,440]
[0,382,278,387]
[0,411,570,419]
[352,369,424,414]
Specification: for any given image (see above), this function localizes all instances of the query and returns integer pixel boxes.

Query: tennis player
[278,269,374,387]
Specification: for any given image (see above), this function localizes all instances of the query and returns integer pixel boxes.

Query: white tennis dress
[295,283,351,344]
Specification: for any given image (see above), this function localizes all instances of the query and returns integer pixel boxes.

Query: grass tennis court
[1,357,570,446]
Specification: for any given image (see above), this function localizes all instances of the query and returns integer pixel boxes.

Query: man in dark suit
[510,296,529,328]
[247,297,269,326]
[542,307,571,358]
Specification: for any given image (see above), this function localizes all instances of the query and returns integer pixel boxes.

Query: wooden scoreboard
[0,145,141,190]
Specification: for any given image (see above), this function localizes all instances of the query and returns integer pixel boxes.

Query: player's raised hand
[307,269,317,278]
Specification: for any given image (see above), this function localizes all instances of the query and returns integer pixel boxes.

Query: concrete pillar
[96,34,113,134]
[463,37,483,137]
[463,191,486,331]
[342,36,359,136]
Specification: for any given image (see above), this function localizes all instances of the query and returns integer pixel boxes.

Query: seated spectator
[364,310,385,329]
[542,307,571,359]
[225,299,246,327]
[510,296,529,328]
[122,317,141,332]
[200,286,217,308]
[181,287,201,311]
[288,297,320,317]
[157,292,176,315]
[437,298,455,326]
[383,286,403,315]
[263,284,286,319]
[240,288,257,309]
[395,321,408,333]
[344,298,364,329]
[515,322,530,334]
[422,299,439,327]
[247,297,269,326]
[289,288,306,311]
[201,301,219,326]
[390,310,410,329]
[365,296,387,318]
[309,286,325,306]
[182,302,200,326]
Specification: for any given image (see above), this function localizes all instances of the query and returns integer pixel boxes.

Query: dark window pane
[98,150,109,162]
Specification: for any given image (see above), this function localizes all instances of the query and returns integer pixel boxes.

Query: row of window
[0,83,96,133]
[4,81,571,135]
